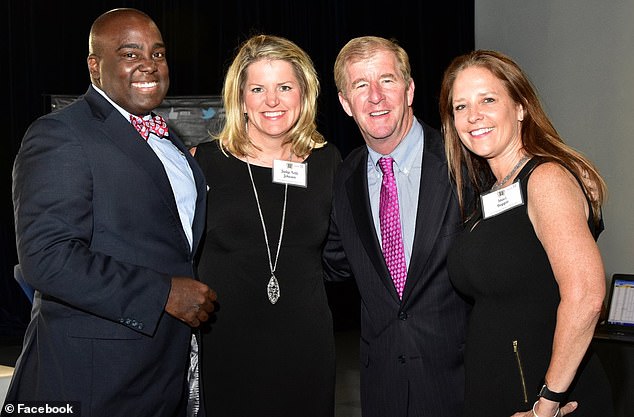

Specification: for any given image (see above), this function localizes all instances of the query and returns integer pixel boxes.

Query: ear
[338,92,353,117]
[517,104,525,121]
[406,79,415,107]
[87,55,100,85]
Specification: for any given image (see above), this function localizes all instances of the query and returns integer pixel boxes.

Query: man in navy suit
[323,36,469,417]
[5,8,216,417]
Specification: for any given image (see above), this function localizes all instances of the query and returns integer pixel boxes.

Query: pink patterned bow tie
[130,114,169,140]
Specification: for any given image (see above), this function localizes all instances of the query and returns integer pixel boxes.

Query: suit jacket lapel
[84,86,194,255]
[346,151,400,300]
[184,144,206,254]
[402,124,452,303]
[161,132,207,255]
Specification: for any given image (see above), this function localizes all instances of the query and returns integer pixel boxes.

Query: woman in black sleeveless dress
[438,50,614,417]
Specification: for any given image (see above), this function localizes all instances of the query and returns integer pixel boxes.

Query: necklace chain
[246,157,288,303]
[491,155,530,191]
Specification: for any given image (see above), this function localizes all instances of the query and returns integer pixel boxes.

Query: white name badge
[272,159,308,187]
[481,181,524,219]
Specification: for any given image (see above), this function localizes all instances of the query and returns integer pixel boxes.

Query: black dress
[194,140,340,417]
[447,158,614,417]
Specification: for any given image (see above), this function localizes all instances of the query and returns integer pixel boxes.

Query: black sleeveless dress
[447,158,614,417]
[194,140,340,417]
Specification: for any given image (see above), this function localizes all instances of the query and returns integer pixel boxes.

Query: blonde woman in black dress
[191,35,340,417]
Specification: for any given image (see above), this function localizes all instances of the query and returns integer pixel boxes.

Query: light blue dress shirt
[93,85,197,250]
[366,119,424,269]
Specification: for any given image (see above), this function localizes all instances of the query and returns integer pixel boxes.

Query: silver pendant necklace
[246,157,288,304]
[491,155,530,191]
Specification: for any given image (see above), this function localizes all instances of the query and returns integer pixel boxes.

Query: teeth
[133,82,157,88]
[264,111,283,117]
[471,127,493,136]
[370,110,389,116]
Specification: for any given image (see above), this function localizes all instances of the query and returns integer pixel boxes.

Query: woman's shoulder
[194,139,224,159]
[526,159,590,221]
[524,160,582,204]
[194,139,221,153]
[528,160,582,191]
[309,142,342,165]
[193,139,231,169]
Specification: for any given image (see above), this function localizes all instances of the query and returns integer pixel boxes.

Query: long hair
[334,36,411,97]
[214,34,325,157]
[439,49,606,225]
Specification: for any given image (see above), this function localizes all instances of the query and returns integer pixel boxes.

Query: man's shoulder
[417,120,448,164]
[418,119,443,143]
[340,145,367,168]
[334,145,366,180]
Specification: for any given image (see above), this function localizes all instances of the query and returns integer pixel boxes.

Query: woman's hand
[510,399,578,417]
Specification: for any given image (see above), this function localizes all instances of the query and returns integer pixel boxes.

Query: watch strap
[538,383,567,403]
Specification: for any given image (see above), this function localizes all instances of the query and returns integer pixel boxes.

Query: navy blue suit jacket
[323,121,469,417]
[6,86,206,416]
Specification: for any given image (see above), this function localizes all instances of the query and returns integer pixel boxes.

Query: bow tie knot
[130,114,169,140]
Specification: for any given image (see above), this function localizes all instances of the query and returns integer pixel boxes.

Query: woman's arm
[524,162,605,417]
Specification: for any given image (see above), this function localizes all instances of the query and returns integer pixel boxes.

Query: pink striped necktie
[378,157,407,299]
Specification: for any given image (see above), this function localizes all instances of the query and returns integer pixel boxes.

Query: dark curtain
[1,0,474,335]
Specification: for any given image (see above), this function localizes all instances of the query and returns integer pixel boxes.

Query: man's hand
[165,277,217,327]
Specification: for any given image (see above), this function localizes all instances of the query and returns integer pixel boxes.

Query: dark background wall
[1,0,474,336]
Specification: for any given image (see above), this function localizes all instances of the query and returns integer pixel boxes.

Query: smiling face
[241,59,302,144]
[88,11,169,116]
[451,66,524,161]
[338,49,414,154]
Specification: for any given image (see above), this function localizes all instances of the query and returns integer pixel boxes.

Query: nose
[368,82,384,104]
[467,105,483,123]
[265,90,280,107]
[138,56,158,72]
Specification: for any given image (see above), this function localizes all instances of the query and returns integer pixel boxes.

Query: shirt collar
[92,83,151,122]
[367,118,424,174]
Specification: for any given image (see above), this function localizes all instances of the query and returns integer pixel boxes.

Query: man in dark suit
[5,8,216,417]
[323,36,469,417]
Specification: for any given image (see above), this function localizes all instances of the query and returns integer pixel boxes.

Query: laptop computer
[595,273,634,342]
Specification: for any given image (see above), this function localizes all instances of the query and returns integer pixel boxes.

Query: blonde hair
[439,49,606,225]
[334,36,411,97]
[214,34,324,157]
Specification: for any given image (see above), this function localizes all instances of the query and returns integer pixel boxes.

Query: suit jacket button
[398,311,408,320]
[398,355,406,364]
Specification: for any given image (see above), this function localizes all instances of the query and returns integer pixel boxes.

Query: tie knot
[378,157,394,177]
[130,114,169,140]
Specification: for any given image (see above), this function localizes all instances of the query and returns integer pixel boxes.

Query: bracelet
[532,400,560,417]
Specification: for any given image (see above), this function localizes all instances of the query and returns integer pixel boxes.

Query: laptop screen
[606,275,634,328]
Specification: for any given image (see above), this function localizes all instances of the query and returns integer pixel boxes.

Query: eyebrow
[351,73,397,86]
[116,42,165,51]
[117,43,142,51]
[453,90,498,101]
[350,77,367,87]
[246,80,296,86]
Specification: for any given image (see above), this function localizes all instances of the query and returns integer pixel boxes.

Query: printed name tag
[481,181,524,219]
[272,159,308,187]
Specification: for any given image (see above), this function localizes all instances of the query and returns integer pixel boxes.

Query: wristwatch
[538,383,567,402]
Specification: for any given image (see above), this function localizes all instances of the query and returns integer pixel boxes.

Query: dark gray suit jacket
[323,121,469,417]
[6,86,206,416]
